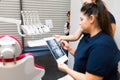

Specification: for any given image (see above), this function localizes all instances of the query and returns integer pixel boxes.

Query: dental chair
[0,35,45,80]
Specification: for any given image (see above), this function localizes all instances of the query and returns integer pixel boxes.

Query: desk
[24,46,66,80]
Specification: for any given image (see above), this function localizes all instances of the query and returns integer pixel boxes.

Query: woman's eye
[84,2,87,5]
[80,18,83,21]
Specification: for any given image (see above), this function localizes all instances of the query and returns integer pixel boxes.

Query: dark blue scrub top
[74,32,119,80]
[109,12,116,24]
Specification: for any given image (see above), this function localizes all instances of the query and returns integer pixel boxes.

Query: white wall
[69,0,120,68]
[68,0,81,68]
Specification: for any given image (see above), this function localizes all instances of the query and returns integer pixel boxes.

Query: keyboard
[27,39,47,47]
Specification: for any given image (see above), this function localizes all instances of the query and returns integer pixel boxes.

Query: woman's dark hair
[81,3,113,37]
[67,11,70,16]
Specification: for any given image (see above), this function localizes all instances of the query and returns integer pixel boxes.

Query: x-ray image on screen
[44,37,68,63]
[46,38,65,59]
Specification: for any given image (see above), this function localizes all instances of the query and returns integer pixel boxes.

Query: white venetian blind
[0,0,70,46]
[22,0,70,46]
[0,0,21,42]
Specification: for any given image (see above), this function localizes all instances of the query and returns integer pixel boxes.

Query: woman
[54,0,116,41]
[58,3,119,80]
[64,11,70,36]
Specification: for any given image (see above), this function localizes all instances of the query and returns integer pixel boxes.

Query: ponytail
[81,3,113,37]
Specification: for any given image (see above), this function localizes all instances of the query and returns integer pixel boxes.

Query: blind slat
[0,0,70,46]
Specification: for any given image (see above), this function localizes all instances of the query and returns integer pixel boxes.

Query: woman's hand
[60,40,70,51]
[52,35,62,42]
[60,40,75,55]
[58,63,69,72]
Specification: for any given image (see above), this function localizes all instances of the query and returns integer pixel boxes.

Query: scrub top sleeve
[109,12,116,24]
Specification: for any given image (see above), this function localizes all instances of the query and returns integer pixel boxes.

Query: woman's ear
[89,15,95,23]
